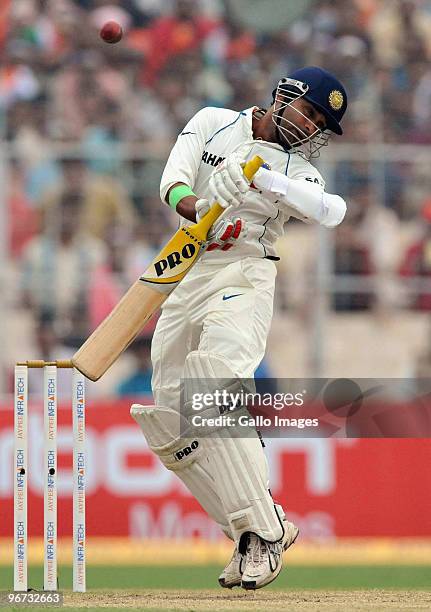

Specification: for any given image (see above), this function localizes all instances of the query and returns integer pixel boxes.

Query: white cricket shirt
[160,106,326,262]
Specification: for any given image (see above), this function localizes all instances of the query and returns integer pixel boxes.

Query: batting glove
[208,152,250,209]
[195,198,247,251]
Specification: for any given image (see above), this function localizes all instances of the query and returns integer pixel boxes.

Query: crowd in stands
[2,0,431,392]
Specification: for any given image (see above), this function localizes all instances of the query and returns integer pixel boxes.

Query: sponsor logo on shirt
[305,176,325,187]
[201,150,225,167]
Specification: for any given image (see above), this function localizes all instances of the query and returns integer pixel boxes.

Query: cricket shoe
[241,521,299,590]
[218,518,299,589]
[218,545,244,589]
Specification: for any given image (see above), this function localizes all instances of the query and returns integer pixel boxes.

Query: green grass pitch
[1,564,431,591]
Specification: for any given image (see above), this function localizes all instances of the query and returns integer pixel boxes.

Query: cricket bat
[72,155,265,381]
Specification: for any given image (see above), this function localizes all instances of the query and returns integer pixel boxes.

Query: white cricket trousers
[151,257,277,405]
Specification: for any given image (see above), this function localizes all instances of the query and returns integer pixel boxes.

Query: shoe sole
[218,577,241,589]
[241,527,300,591]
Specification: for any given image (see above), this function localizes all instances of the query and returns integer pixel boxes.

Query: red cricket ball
[100,21,123,44]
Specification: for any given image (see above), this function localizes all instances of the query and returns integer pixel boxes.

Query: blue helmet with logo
[272,66,347,159]
[272,66,347,135]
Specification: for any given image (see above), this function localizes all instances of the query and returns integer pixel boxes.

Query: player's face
[285,99,326,135]
[271,95,329,158]
[275,98,326,144]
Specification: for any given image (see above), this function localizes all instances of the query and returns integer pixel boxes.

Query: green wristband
[168,185,196,210]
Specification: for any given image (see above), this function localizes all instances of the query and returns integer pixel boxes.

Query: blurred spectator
[20,189,109,346]
[414,322,431,381]
[0,1,9,51]
[116,335,152,397]
[124,207,173,283]
[6,97,61,203]
[26,311,79,398]
[4,0,431,152]
[82,98,124,175]
[203,10,256,74]
[142,0,218,85]
[125,0,165,27]
[51,51,134,141]
[335,159,370,197]
[138,68,201,145]
[2,0,431,149]
[348,187,401,310]
[7,160,38,258]
[399,200,431,310]
[411,64,431,144]
[38,157,135,246]
[333,208,375,312]
[274,223,315,314]
[33,311,63,361]
[369,0,431,68]
[0,55,40,112]
[7,0,91,67]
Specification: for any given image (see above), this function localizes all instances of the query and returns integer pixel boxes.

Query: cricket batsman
[131,66,348,589]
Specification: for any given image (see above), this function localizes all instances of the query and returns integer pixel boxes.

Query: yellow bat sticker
[140,227,204,285]
[140,155,264,287]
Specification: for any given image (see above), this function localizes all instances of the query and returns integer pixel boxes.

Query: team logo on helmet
[328,90,344,111]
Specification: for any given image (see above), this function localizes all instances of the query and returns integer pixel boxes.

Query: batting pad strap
[168,185,196,210]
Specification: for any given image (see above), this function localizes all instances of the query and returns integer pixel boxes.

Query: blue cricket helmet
[273,66,348,135]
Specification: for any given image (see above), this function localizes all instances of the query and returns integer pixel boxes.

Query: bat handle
[194,155,265,239]
[242,155,265,181]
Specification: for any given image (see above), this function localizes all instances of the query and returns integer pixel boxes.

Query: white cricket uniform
[153,106,326,405]
[135,106,331,545]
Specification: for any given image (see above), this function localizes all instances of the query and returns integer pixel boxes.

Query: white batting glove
[208,152,250,208]
[195,198,247,252]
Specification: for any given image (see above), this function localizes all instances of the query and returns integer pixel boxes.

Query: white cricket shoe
[218,519,299,589]
[218,546,244,588]
[241,521,299,590]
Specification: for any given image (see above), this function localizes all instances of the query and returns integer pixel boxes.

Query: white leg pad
[183,351,284,545]
[206,432,284,545]
[130,404,232,538]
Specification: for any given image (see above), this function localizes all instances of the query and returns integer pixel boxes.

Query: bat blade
[72,281,165,380]
[71,155,264,381]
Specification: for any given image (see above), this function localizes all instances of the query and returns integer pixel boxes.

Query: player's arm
[160,107,212,222]
[161,111,250,223]
[253,167,346,228]
[161,111,251,249]
[166,183,198,222]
